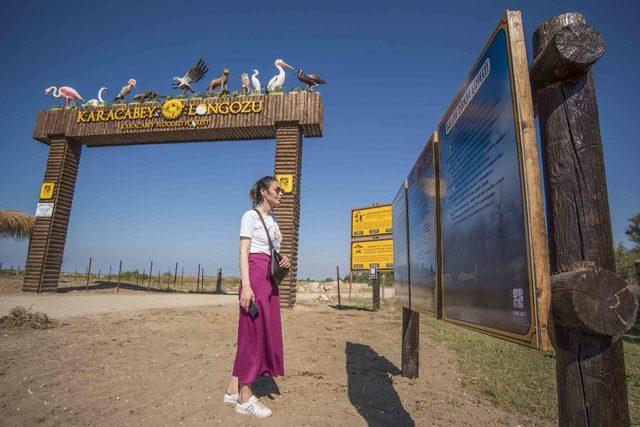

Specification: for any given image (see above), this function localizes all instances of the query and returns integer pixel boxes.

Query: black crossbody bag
[253,209,289,284]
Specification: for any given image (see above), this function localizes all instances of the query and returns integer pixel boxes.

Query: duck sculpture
[83,87,108,107]
[297,69,326,91]
[251,69,261,93]
[45,86,84,108]
[114,79,136,103]
[174,59,208,94]
[266,59,294,93]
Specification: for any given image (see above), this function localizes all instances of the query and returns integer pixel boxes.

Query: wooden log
[401,308,419,379]
[530,22,605,98]
[533,12,630,426]
[551,268,637,337]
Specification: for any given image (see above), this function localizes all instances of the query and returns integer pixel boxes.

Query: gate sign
[40,182,55,199]
[351,239,394,271]
[351,204,393,237]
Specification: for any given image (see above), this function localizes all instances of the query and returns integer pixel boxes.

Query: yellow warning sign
[351,239,394,271]
[351,204,393,237]
[275,174,294,193]
[40,182,55,199]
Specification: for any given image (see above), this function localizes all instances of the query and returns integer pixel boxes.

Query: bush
[0,306,57,329]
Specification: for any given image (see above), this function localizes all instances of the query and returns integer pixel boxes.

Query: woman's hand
[240,286,254,311]
[279,255,291,269]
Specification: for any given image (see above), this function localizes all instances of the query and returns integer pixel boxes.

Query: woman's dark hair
[250,176,278,207]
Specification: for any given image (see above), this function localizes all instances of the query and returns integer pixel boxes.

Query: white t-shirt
[239,209,282,255]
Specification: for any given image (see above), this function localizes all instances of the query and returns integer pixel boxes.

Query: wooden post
[181,267,184,291]
[147,261,153,291]
[532,12,638,425]
[97,269,100,281]
[157,269,161,287]
[401,308,419,378]
[116,260,122,292]
[372,271,380,312]
[215,267,222,293]
[197,264,201,292]
[202,267,205,290]
[23,137,82,292]
[84,257,92,291]
[136,270,139,286]
[108,265,112,283]
[349,271,352,299]
[173,262,178,291]
[336,266,341,309]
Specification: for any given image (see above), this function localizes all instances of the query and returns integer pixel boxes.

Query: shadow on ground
[328,304,371,312]
[346,342,414,426]
[56,281,227,294]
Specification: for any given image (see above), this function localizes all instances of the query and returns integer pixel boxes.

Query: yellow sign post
[275,174,294,193]
[351,239,394,270]
[351,204,393,237]
[40,182,55,199]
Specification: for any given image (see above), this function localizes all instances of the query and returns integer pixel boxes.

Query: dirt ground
[0,276,540,426]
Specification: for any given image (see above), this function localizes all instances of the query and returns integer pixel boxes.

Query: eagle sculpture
[173,59,208,94]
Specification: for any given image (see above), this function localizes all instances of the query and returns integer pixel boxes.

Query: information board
[438,20,536,343]
[407,139,438,314]
[351,205,393,237]
[351,239,394,271]
[392,182,410,308]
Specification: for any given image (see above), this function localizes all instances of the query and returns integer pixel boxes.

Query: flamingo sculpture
[266,59,294,93]
[83,87,108,107]
[296,69,326,92]
[114,79,136,103]
[45,86,84,108]
[251,69,261,93]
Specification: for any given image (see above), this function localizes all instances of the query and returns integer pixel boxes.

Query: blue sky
[1,0,638,279]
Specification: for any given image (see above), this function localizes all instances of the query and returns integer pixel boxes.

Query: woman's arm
[238,237,253,310]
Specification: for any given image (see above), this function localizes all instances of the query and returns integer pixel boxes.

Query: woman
[223,176,291,418]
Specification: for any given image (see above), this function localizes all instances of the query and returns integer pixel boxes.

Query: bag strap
[253,209,275,252]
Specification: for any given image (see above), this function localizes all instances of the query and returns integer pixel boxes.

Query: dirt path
[0,298,535,426]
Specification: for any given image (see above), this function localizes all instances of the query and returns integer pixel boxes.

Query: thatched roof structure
[0,210,35,240]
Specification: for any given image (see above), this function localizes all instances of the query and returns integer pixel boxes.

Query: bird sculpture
[113,79,137,103]
[296,69,326,92]
[45,86,84,108]
[83,87,108,107]
[251,69,261,93]
[241,73,250,93]
[132,91,166,103]
[206,68,229,93]
[266,59,294,93]
[174,59,209,94]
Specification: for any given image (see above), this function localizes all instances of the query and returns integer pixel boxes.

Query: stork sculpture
[173,59,208,95]
[266,59,294,93]
[45,86,84,108]
[241,73,251,94]
[296,69,326,92]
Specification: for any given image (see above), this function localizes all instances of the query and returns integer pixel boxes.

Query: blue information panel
[392,182,410,308]
[438,26,534,338]
[407,141,437,314]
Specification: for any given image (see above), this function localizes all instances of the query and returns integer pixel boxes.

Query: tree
[626,212,640,247]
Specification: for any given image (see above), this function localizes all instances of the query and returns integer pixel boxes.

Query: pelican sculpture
[251,69,261,93]
[173,59,208,94]
[296,69,326,91]
[83,87,108,107]
[266,59,294,93]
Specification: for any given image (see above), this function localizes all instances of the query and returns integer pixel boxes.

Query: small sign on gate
[35,203,54,217]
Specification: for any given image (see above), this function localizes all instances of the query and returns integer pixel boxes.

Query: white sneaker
[235,395,272,418]
[223,392,239,404]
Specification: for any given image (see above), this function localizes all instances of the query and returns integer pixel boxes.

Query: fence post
[402,308,419,378]
[532,12,638,425]
[147,261,153,291]
[116,260,122,292]
[181,267,184,291]
[174,262,178,291]
[215,267,222,293]
[84,258,92,291]
[371,270,380,311]
[336,266,341,309]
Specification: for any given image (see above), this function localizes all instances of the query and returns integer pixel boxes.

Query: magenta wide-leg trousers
[232,253,284,384]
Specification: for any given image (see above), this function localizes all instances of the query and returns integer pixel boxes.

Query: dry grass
[0,210,34,240]
[0,306,57,329]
